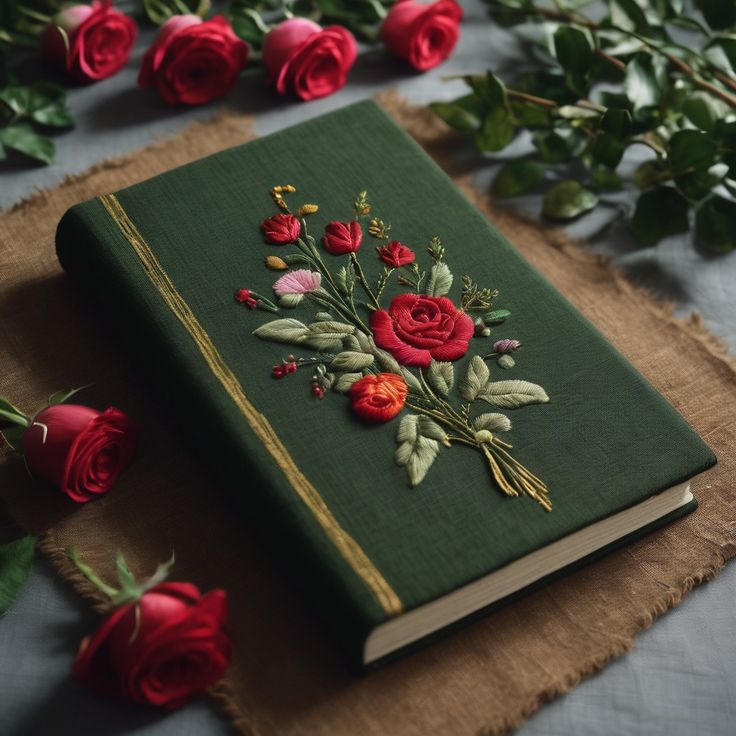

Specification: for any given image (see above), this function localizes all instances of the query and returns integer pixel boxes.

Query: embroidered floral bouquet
[241,187,552,511]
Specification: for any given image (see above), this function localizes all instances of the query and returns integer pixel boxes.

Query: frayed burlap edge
[11,92,736,736]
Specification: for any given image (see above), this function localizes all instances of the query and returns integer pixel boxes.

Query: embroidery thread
[247,186,552,511]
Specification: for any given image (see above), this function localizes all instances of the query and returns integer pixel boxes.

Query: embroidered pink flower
[234,288,258,308]
[371,294,474,368]
[273,269,322,296]
[323,221,362,255]
[493,339,521,354]
[377,241,415,268]
[380,0,462,72]
[261,214,300,244]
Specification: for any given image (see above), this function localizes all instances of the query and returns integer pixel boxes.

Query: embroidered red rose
[22,405,138,503]
[262,18,357,101]
[234,288,258,308]
[138,15,249,106]
[261,213,301,244]
[72,582,230,709]
[350,373,407,422]
[377,241,415,268]
[380,0,463,72]
[371,294,474,368]
[41,1,137,82]
[323,220,362,255]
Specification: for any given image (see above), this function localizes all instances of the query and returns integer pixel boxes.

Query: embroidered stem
[350,253,381,310]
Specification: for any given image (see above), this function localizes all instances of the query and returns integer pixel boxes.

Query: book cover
[55,100,716,665]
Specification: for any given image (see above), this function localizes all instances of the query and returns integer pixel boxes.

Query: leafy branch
[431,0,736,253]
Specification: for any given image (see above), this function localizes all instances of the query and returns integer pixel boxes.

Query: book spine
[55,203,378,667]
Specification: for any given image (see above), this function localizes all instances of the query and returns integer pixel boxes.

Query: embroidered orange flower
[349,373,407,422]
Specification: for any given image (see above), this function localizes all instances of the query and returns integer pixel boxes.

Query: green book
[56,101,716,668]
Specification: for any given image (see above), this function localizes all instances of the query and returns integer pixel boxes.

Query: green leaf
[492,159,545,198]
[675,163,728,202]
[553,25,593,95]
[304,321,355,351]
[0,124,54,164]
[472,413,512,433]
[704,37,736,76]
[475,107,517,152]
[682,91,730,133]
[695,0,736,30]
[479,380,550,409]
[47,386,90,406]
[483,308,511,324]
[144,0,210,24]
[609,0,651,33]
[394,415,447,487]
[372,345,403,375]
[115,549,138,594]
[459,356,490,402]
[329,351,374,372]
[0,536,35,616]
[228,4,269,48]
[333,373,362,394]
[695,195,736,253]
[427,361,454,396]
[624,52,664,108]
[542,181,599,221]
[429,96,482,133]
[669,130,716,177]
[253,318,309,344]
[630,187,689,246]
[533,128,585,163]
[426,262,453,297]
[591,168,623,192]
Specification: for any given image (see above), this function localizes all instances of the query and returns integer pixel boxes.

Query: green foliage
[143,0,211,26]
[0,536,35,616]
[431,0,736,252]
[0,80,73,164]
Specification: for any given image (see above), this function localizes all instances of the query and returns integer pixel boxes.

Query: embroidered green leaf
[333,373,363,394]
[304,321,355,351]
[395,415,448,487]
[400,367,422,393]
[498,355,516,369]
[0,536,35,616]
[480,380,550,410]
[484,308,511,325]
[472,413,512,433]
[459,356,490,402]
[426,262,453,298]
[427,361,454,396]
[253,318,309,344]
[372,345,422,391]
[330,352,374,372]
[342,335,362,352]
[353,329,373,354]
[313,312,333,321]
[278,293,304,308]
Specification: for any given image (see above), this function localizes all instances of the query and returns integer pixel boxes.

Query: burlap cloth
[1,94,734,735]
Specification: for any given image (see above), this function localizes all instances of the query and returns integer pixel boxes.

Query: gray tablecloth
[2,2,734,734]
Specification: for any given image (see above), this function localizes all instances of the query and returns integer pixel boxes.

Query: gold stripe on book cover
[98,192,403,617]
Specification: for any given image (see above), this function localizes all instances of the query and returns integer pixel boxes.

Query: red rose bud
[23,405,137,503]
[349,373,408,422]
[371,294,474,368]
[323,220,362,255]
[261,213,301,244]
[377,240,416,268]
[138,15,249,106]
[234,288,258,308]
[42,1,137,82]
[493,339,521,354]
[72,582,230,709]
[262,18,357,101]
[380,0,463,72]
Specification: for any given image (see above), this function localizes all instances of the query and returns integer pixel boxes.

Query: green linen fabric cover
[55,101,716,663]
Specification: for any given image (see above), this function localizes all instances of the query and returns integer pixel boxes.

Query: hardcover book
[55,101,716,668]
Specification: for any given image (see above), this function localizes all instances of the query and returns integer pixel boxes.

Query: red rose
[138,15,249,106]
[380,0,462,72]
[261,213,301,244]
[377,240,415,268]
[23,404,138,503]
[41,1,137,82]
[323,220,362,255]
[350,373,408,422]
[72,582,230,709]
[262,18,357,101]
[371,294,474,367]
